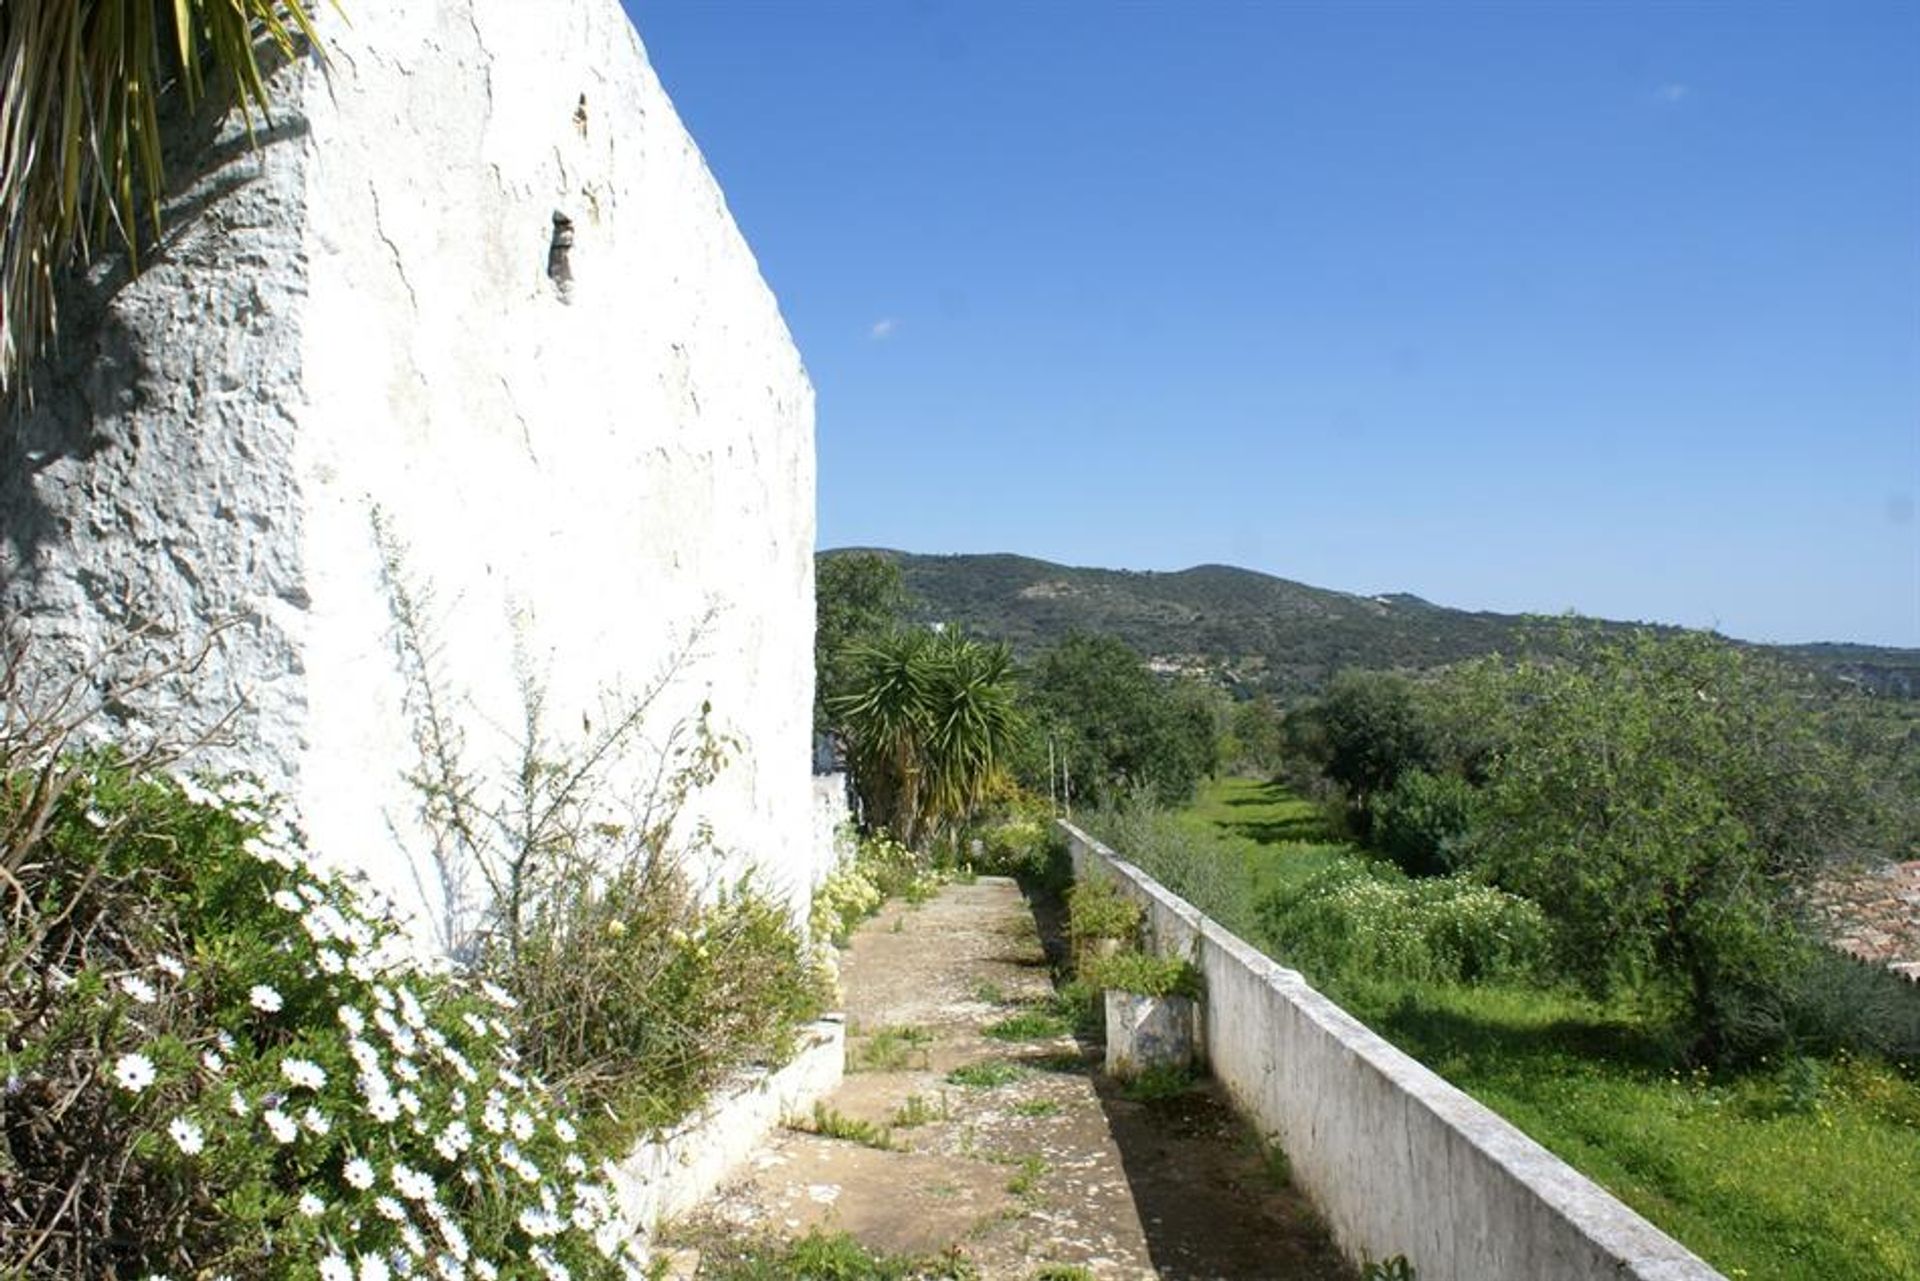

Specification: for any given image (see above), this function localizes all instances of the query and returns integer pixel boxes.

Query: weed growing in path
[946,1060,1026,1088]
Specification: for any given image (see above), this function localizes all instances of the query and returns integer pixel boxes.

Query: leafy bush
[499,860,828,1143]
[1066,875,1143,944]
[1080,799,1260,938]
[810,831,943,945]
[1257,862,1550,986]
[1369,769,1476,877]
[1083,950,1203,1000]
[0,757,640,1280]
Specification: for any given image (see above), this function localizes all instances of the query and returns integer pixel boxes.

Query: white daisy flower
[344,1156,376,1189]
[318,948,345,975]
[368,1094,401,1124]
[392,1163,436,1201]
[374,1194,407,1222]
[229,1089,250,1117]
[302,1105,331,1135]
[553,1117,577,1144]
[201,1049,225,1075]
[113,1053,156,1092]
[280,1058,327,1090]
[339,1005,368,1036]
[168,1116,205,1155]
[263,1109,297,1143]
[117,975,157,1004]
[508,1111,535,1142]
[320,1254,353,1281]
[249,985,283,1014]
[272,889,304,913]
[154,954,186,979]
[360,1257,392,1281]
[298,1191,326,1217]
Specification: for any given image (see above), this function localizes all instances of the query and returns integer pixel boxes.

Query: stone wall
[1062,822,1726,1281]
[0,1,821,941]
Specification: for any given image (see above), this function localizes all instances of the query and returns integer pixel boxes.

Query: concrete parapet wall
[1061,821,1725,1281]
[608,1015,844,1241]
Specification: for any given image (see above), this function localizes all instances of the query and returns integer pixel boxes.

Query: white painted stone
[1102,989,1195,1079]
[1,0,823,941]
[606,1016,845,1242]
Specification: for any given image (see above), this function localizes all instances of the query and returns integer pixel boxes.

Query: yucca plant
[830,628,1025,846]
[0,0,328,398]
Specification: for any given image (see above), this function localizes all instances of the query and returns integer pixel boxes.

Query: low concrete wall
[1061,822,1724,1281]
[608,1015,844,1243]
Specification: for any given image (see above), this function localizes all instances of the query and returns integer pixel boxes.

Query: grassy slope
[1163,778,1920,1281]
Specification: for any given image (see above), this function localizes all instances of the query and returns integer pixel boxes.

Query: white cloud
[869,317,898,341]
[1653,83,1691,105]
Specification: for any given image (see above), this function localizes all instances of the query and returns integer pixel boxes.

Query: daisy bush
[1257,861,1551,987]
[0,756,643,1280]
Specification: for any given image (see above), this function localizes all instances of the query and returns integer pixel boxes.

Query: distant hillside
[825,549,1920,702]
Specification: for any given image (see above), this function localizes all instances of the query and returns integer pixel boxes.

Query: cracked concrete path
[672,877,1354,1280]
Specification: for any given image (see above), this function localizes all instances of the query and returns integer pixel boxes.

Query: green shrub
[1369,769,1477,877]
[1083,950,1204,1000]
[0,757,638,1279]
[1257,862,1550,986]
[811,831,944,945]
[498,860,828,1143]
[1067,875,1143,943]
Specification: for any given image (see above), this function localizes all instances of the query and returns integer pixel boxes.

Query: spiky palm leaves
[830,629,1024,847]
[0,1,325,396]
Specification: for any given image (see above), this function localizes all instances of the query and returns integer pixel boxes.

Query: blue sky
[629,1,1918,648]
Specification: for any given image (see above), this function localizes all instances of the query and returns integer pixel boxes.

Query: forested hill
[825,548,1920,701]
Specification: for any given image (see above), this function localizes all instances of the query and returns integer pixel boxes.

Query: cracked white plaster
[1,0,821,943]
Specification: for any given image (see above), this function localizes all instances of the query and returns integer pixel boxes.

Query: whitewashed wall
[0,1,820,941]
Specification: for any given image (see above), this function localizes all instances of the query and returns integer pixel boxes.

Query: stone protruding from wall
[0,1,819,942]
[1062,822,1727,1281]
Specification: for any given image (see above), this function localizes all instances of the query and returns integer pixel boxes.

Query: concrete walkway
[672,877,1353,1280]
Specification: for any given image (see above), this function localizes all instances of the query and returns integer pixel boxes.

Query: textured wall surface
[1063,822,1726,1281]
[0,1,819,940]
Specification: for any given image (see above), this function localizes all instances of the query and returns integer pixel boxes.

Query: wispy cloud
[1652,83,1691,105]
[869,317,898,341]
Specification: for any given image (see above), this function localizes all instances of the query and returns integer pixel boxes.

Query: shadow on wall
[2,86,311,591]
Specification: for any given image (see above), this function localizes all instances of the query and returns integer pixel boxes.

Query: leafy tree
[1223,695,1286,776]
[815,551,910,732]
[1458,628,1894,1063]
[1307,670,1439,821]
[1369,768,1477,877]
[830,628,1024,846]
[1024,633,1214,808]
[1,1,327,395]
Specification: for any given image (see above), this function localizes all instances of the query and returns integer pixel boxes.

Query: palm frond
[0,1,330,399]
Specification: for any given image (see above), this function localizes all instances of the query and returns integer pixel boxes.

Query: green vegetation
[1002,1153,1048,1199]
[1012,1098,1062,1118]
[1030,1266,1094,1281]
[891,1093,950,1127]
[1022,631,1219,807]
[830,627,1025,847]
[1,0,330,395]
[828,548,1920,704]
[984,1009,1073,1041]
[853,1023,934,1072]
[1087,774,1920,1281]
[798,1102,897,1151]
[945,1060,1027,1089]
[815,550,914,731]
[697,1227,978,1281]
[0,756,643,1278]
[1065,873,1143,942]
[1118,1063,1199,1102]
[1082,950,1204,1000]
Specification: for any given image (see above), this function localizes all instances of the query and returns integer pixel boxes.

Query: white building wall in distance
[0,0,819,945]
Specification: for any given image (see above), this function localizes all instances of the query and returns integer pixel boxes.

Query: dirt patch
[671,877,1353,1279]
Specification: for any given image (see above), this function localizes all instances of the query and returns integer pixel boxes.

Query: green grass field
[1121,777,1920,1281]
